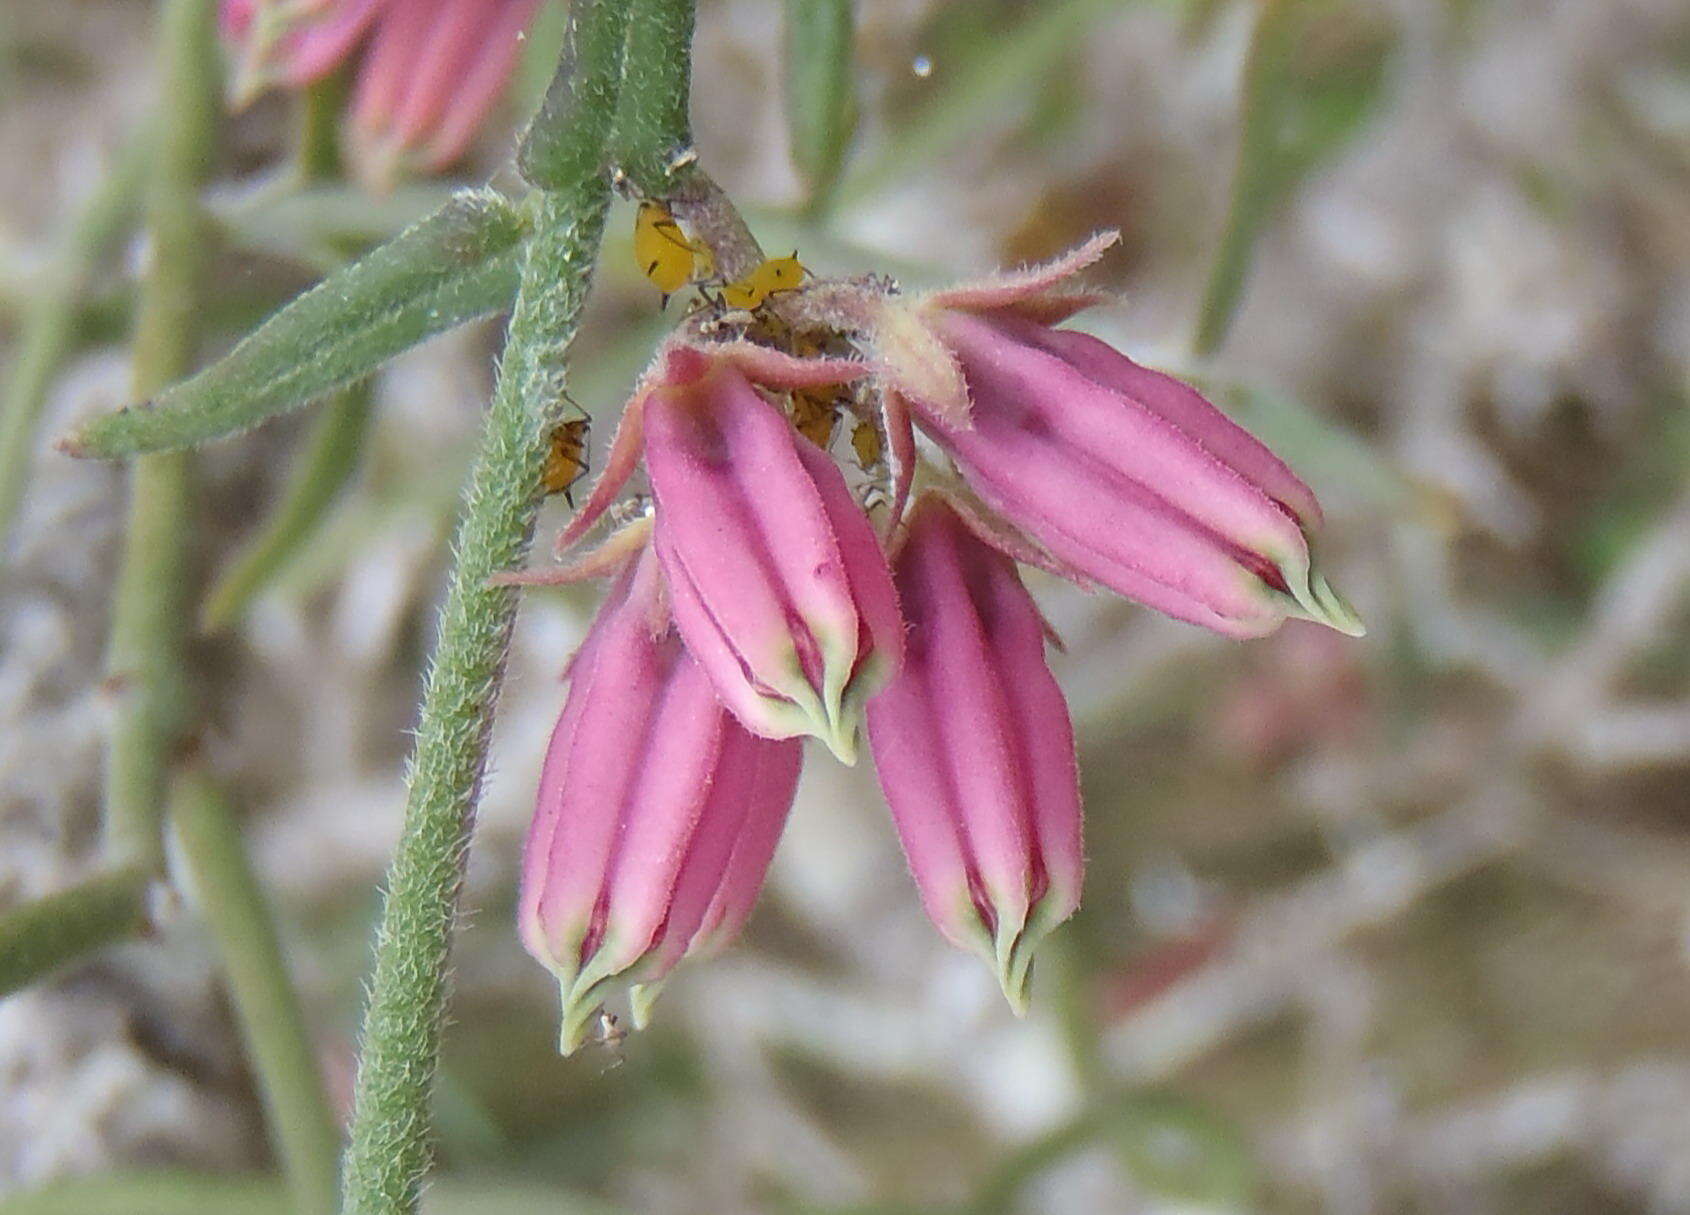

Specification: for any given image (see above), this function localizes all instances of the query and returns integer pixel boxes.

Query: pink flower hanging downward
[867,496,1083,1011]
[519,543,803,1053]
[221,0,542,183]
[867,233,1365,641]
[557,344,904,763]
[501,228,1366,1033]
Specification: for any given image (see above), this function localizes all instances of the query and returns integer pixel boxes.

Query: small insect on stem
[543,416,590,506]
[718,253,807,311]
[850,417,883,471]
[633,199,714,308]
[790,388,840,450]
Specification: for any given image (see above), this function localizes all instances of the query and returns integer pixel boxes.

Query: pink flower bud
[563,344,903,763]
[221,0,540,182]
[869,234,1363,640]
[348,0,543,183]
[866,496,1083,1012]
[519,546,803,1053]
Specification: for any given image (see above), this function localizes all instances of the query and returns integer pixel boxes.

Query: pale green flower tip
[556,970,616,1057]
[808,703,860,765]
[826,719,860,766]
[556,985,598,1058]
[629,980,665,1031]
[1308,573,1366,638]
[992,917,1035,1018]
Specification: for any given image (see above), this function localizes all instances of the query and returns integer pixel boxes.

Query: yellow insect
[790,389,840,450]
[543,417,590,504]
[633,200,712,304]
[719,253,807,311]
[851,418,883,470]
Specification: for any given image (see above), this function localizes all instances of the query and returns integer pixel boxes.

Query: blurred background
[4,0,1690,1211]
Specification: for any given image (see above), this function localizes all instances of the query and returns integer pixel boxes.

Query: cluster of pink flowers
[220,0,541,182]
[508,234,1363,1051]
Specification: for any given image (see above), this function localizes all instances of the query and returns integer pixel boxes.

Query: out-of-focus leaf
[200,383,374,632]
[0,1172,288,1215]
[63,189,527,459]
[209,180,458,272]
[0,128,147,553]
[422,1181,626,1215]
[1108,1092,1256,1206]
[840,0,1132,203]
[1194,0,1395,356]
[784,0,857,210]
[969,1090,1254,1214]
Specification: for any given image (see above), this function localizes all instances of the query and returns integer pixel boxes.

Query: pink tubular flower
[519,543,803,1053]
[557,343,903,763]
[868,234,1364,640]
[866,495,1083,1012]
[221,0,541,183]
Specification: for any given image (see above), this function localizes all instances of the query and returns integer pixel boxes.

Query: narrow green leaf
[62,190,528,460]
[784,0,857,211]
[1193,0,1393,356]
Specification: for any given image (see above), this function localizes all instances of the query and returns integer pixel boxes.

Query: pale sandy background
[4,1,1690,1211]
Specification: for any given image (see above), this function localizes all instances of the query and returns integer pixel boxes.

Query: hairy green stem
[0,133,147,556]
[518,0,636,191]
[0,867,153,997]
[610,0,763,279]
[340,6,632,1209]
[170,770,340,1215]
[201,383,373,631]
[103,0,220,874]
[339,182,613,1215]
[609,0,695,188]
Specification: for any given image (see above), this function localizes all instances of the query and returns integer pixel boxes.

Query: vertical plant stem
[103,0,220,874]
[0,134,147,557]
[610,0,695,188]
[295,73,347,184]
[170,769,340,1215]
[0,866,153,997]
[611,0,763,278]
[340,4,633,1209]
[340,184,612,1215]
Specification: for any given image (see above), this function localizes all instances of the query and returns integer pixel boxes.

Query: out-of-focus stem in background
[170,769,340,1215]
[0,135,147,557]
[0,866,153,998]
[0,0,219,995]
[103,0,220,875]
